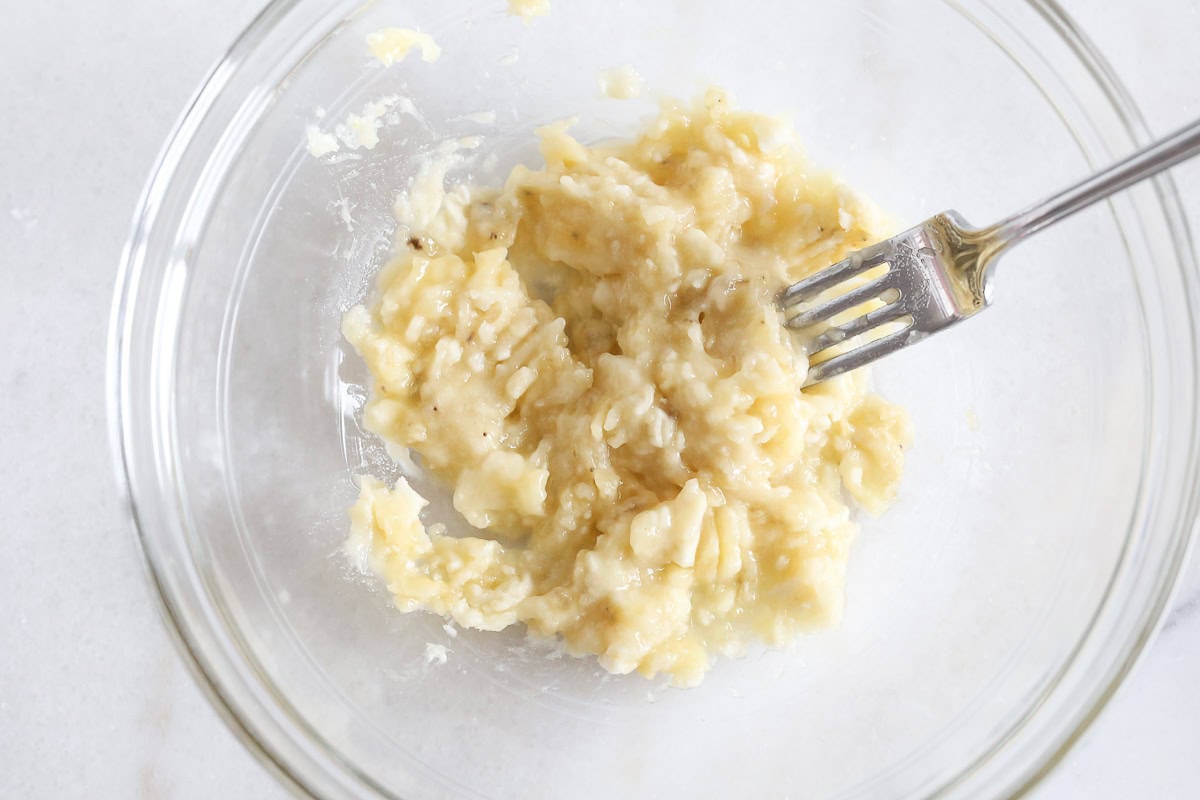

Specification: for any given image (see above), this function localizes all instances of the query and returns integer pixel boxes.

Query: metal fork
[782,117,1200,386]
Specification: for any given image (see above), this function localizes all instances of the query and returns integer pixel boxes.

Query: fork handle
[987,116,1200,247]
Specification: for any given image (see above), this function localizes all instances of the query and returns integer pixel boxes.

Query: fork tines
[782,247,916,385]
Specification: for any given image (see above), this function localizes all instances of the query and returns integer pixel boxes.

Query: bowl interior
[159,1,1178,796]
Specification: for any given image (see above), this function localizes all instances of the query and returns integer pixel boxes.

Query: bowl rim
[107,0,1200,797]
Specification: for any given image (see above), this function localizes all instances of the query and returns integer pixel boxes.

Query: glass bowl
[109,1,1200,797]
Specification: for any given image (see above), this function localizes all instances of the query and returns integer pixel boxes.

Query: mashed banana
[343,90,911,686]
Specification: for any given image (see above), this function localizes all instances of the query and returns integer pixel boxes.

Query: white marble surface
[1,1,1197,797]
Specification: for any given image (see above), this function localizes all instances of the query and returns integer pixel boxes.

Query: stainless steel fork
[782,117,1200,386]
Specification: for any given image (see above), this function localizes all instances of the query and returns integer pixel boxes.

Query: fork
[782,117,1200,386]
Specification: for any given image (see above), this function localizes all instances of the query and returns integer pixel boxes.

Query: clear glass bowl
[109,1,1200,797]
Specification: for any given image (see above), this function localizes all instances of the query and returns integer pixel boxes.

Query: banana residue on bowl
[508,0,551,22]
[365,27,442,66]
[343,90,912,686]
[597,65,645,99]
[303,28,439,160]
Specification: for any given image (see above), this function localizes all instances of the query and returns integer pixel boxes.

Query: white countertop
[1,1,1197,797]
